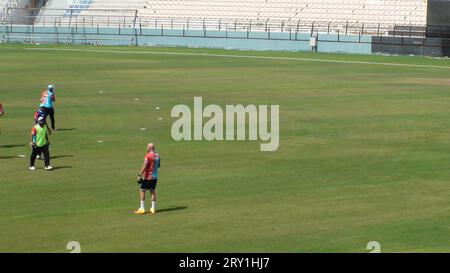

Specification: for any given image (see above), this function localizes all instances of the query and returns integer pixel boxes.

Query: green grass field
[0,44,449,252]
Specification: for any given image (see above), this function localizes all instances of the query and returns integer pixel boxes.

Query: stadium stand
[141,0,428,25]
[33,0,428,28]
[4,0,450,56]
[0,0,8,9]
[0,0,8,16]
[34,0,76,24]
[27,0,428,37]
[84,0,146,11]
[35,0,146,26]
[0,0,19,21]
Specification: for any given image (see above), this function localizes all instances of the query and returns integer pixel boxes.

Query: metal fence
[3,8,450,56]
[0,7,433,38]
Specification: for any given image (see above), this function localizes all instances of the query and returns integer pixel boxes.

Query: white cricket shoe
[134,208,146,215]
[29,166,36,171]
[45,166,53,171]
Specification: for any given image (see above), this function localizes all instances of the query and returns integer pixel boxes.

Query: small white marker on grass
[99,90,104,94]
[140,128,147,131]
[18,155,25,158]
[97,140,103,143]
[134,98,140,101]
[157,117,163,120]
[155,107,160,110]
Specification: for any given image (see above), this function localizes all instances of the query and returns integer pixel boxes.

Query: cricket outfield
[0,44,449,252]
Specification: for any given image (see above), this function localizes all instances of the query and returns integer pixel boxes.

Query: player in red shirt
[135,143,161,215]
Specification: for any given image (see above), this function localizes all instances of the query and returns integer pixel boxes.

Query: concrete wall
[0,25,373,54]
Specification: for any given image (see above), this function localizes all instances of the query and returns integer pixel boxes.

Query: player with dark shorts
[33,104,51,159]
[135,143,161,215]
[40,85,56,130]
[29,117,53,171]
[140,179,158,192]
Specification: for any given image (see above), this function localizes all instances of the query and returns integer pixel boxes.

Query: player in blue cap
[33,104,49,126]
[40,85,57,130]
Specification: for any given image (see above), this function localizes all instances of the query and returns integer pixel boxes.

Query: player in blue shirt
[40,85,57,130]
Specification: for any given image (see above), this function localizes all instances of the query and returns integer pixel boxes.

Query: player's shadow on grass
[57,128,76,131]
[157,206,188,213]
[0,155,17,159]
[51,155,74,159]
[52,166,72,170]
[0,144,25,148]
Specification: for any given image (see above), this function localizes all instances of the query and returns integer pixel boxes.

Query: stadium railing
[0,8,432,38]
[2,7,450,57]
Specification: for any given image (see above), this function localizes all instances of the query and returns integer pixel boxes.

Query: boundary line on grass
[25,47,450,70]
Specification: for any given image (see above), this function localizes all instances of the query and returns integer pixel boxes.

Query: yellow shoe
[149,208,156,214]
[134,208,146,215]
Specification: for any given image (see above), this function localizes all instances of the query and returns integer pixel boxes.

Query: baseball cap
[48,85,54,90]
[38,116,45,123]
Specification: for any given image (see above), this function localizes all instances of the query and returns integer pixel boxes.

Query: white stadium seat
[32,0,428,30]
[140,0,427,25]
[0,0,19,21]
